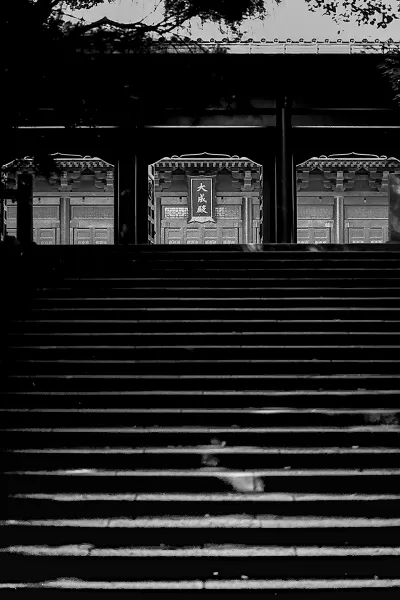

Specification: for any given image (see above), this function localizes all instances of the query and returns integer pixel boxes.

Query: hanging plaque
[188,176,215,223]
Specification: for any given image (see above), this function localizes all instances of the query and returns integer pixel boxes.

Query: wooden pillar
[135,129,150,245]
[116,156,136,244]
[276,95,296,243]
[242,197,253,243]
[389,173,400,242]
[261,160,272,243]
[16,173,33,246]
[61,197,70,245]
[0,197,6,243]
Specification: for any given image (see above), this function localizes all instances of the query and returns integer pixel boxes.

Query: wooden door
[69,198,114,245]
[344,198,389,244]
[159,196,262,245]
[297,197,335,244]
[6,198,61,244]
[297,196,389,244]
[33,200,61,245]
[6,196,115,245]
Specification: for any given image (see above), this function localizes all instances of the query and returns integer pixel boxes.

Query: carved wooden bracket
[59,171,71,192]
[106,170,114,191]
[296,169,310,191]
[155,169,172,191]
[343,170,355,191]
[368,170,383,191]
[381,171,389,193]
[68,170,84,191]
[241,170,254,192]
[335,171,345,192]
[323,170,335,190]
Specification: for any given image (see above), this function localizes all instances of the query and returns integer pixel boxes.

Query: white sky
[68,0,400,41]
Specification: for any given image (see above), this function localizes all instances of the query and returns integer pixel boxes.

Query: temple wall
[4,156,115,245]
[151,154,262,244]
[296,155,400,244]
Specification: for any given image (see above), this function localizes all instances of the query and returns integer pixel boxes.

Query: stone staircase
[1,244,400,597]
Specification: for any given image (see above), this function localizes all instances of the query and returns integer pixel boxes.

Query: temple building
[2,0,400,246]
[3,151,400,245]
[297,153,400,244]
[3,155,114,245]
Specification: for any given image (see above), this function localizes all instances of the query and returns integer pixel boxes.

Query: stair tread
[4,424,399,432]
[9,492,400,501]
[4,248,400,593]
[1,579,400,590]
[3,407,398,413]
[5,389,399,396]
[42,273,400,278]
[27,307,400,311]
[62,269,400,277]
[9,446,400,454]
[7,374,400,380]
[31,296,400,300]
[9,345,400,349]
[11,331,400,336]
[5,468,400,476]
[2,545,400,557]
[15,319,400,324]
[4,252,400,595]
[3,516,400,527]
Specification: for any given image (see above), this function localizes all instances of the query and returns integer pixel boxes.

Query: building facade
[2,36,400,246]
[3,155,114,245]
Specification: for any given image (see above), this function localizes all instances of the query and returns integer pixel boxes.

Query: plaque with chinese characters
[188,176,215,223]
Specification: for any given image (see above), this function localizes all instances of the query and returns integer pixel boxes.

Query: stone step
[28,296,399,314]
[2,390,399,409]
[57,264,400,288]
[3,247,400,597]
[3,426,399,445]
[1,407,399,427]
[22,308,400,322]
[6,333,400,350]
[6,346,400,363]
[2,516,400,529]
[139,257,400,266]
[1,578,400,593]
[7,359,400,377]
[34,278,400,290]
[5,373,400,392]
[139,256,400,264]
[10,320,400,334]
[136,246,400,255]
[5,492,400,519]
[0,552,399,583]
[3,543,400,556]
[29,295,400,306]
[34,278,400,294]
[3,468,400,494]
[4,449,400,472]
[2,518,399,549]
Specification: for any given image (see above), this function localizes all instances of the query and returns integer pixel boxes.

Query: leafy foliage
[1,0,399,132]
[306,0,399,28]
[306,2,400,104]
[379,44,400,104]
[163,0,267,28]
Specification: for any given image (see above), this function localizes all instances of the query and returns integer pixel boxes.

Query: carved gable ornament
[297,153,400,192]
[151,152,263,198]
[2,153,114,193]
[152,152,262,170]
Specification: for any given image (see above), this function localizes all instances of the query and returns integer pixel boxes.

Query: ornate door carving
[151,153,262,245]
